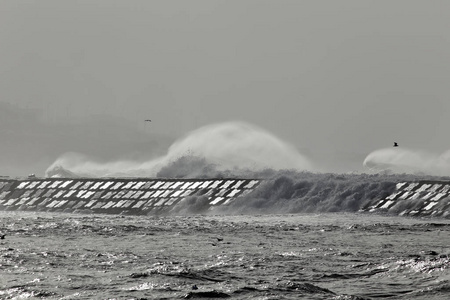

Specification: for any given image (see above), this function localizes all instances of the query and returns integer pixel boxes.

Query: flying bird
[144,119,151,122]
[393,142,398,147]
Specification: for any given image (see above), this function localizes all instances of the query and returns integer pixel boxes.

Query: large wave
[45,121,312,178]
[363,148,450,176]
[183,171,448,215]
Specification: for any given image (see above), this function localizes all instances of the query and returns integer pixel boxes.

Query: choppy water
[1,211,449,299]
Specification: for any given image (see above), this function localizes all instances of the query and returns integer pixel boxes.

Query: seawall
[361,181,450,218]
[0,178,260,215]
[1,178,449,218]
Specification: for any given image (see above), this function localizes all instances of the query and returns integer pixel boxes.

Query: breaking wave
[210,171,449,215]
[363,148,450,176]
[45,121,312,178]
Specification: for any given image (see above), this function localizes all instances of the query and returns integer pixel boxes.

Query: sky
[1,1,450,176]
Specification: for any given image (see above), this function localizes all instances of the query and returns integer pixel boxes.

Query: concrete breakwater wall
[0,178,260,215]
[1,177,450,218]
[362,181,450,218]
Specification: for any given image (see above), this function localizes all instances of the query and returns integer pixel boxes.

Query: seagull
[144,119,151,122]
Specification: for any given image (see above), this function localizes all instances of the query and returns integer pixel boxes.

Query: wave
[41,121,450,217]
[363,147,450,176]
[3,169,449,217]
[209,171,450,215]
[46,120,450,179]
[45,121,313,178]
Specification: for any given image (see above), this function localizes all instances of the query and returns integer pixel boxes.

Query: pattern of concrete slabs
[245,180,259,189]
[70,181,83,190]
[210,180,223,189]
[27,197,40,206]
[363,181,450,218]
[210,197,224,205]
[170,181,185,189]
[0,178,262,215]
[149,181,163,189]
[232,180,245,189]
[57,180,71,188]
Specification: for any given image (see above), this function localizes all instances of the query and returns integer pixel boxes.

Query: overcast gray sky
[1,0,450,175]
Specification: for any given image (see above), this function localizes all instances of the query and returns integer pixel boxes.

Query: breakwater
[0,178,260,215]
[362,181,450,218]
[1,177,449,218]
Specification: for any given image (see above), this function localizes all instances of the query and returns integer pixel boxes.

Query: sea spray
[212,171,448,215]
[363,148,450,176]
[163,121,312,171]
[45,121,312,177]
[45,152,164,178]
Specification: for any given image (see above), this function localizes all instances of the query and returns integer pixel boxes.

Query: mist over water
[363,147,450,176]
[45,121,312,178]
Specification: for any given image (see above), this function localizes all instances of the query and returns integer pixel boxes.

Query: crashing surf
[45,121,313,178]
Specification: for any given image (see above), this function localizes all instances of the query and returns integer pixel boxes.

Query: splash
[164,122,312,171]
[45,121,312,177]
[45,152,163,178]
[211,171,439,215]
[363,148,450,176]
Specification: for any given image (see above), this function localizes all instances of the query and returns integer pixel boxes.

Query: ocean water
[3,122,450,299]
[1,211,449,299]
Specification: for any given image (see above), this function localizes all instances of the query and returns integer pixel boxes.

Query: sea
[1,121,450,299]
[1,209,449,299]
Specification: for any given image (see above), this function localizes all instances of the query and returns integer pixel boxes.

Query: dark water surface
[1,211,449,299]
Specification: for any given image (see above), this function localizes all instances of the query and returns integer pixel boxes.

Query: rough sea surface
[1,211,449,299]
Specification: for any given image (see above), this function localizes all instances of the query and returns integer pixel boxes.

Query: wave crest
[45,121,312,178]
[363,148,450,176]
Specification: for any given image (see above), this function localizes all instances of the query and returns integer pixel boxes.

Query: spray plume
[363,147,450,176]
[45,121,312,177]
